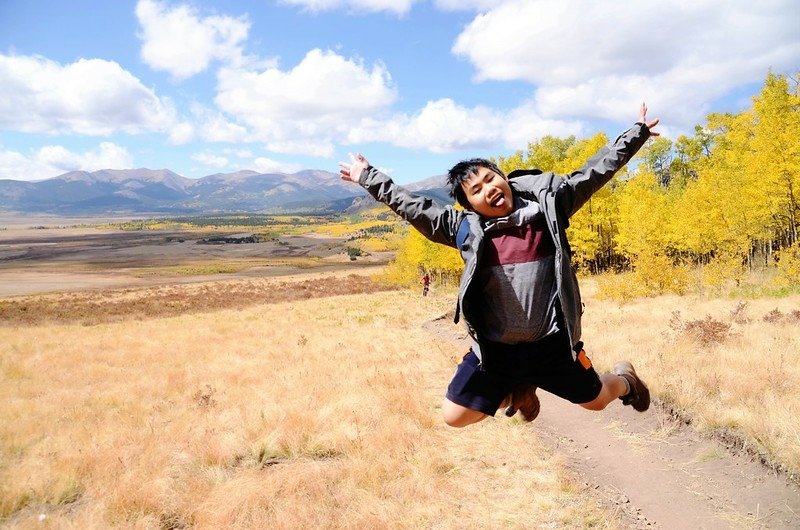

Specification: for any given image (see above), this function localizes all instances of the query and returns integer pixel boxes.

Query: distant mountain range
[0,168,450,215]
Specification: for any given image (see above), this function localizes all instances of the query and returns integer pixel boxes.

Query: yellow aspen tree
[616,167,693,294]
[673,111,763,262]
[382,226,426,285]
[525,135,577,170]
[750,72,800,249]
[558,133,622,272]
[638,136,674,186]
[384,223,462,286]
[615,168,669,259]
[496,134,576,175]
[671,126,713,188]
[495,150,525,176]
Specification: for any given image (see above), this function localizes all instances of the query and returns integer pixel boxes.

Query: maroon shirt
[477,198,559,344]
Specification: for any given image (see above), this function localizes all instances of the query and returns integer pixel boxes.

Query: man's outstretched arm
[557,103,660,218]
[339,153,460,247]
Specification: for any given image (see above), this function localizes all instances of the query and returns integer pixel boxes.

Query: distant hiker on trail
[420,272,431,297]
[338,103,660,428]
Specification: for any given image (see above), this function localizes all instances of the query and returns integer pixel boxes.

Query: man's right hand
[338,152,370,184]
[639,102,660,137]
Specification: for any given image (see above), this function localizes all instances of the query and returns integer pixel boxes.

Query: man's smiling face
[460,166,514,218]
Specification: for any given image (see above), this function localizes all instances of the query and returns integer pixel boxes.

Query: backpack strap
[455,217,471,250]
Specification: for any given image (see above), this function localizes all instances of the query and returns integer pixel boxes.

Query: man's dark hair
[446,158,505,208]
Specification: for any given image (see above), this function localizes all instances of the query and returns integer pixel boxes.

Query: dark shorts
[445,328,602,416]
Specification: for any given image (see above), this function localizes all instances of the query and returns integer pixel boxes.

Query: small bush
[670,311,731,345]
[702,252,746,295]
[729,301,750,324]
[772,242,800,288]
[597,252,695,302]
[193,384,217,408]
[763,308,784,323]
[346,246,364,260]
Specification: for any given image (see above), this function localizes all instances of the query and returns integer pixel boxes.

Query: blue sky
[0,0,798,184]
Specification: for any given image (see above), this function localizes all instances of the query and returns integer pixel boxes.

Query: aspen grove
[387,73,800,297]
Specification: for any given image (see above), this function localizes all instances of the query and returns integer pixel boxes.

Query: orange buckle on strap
[577,349,592,370]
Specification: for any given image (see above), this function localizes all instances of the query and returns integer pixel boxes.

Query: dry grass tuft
[729,301,750,324]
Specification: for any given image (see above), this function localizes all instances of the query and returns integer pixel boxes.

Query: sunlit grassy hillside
[1,284,613,528]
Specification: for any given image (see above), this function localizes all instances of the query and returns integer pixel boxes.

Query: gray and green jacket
[358,122,651,366]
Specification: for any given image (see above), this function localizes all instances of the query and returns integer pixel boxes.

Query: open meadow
[1,281,620,528]
[1,216,799,528]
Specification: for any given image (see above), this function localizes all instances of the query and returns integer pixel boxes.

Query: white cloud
[252,157,303,174]
[191,152,229,168]
[136,0,251,80]
[347,98,583,152]
[278,0,417,16]
[502,100,585,148]
[0,150,28,180]
[0,53,176,136]
[281,0,510,14]
[215,48,396,156]
[223,148,253,158]
[0,143,133,181]
[433,0,503,11]
[265,140,335,158]
[186,103,248,143]
[197,112,249,143]
[348,99,503,152]
[168,122,195,145]
[452,0,800,128]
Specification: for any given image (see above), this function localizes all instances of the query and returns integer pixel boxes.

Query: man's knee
[579,396,609,411]
[442,399,486,428]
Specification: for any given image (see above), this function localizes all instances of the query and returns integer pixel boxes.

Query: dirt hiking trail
[425,314,800,529]
[535,393,799,529]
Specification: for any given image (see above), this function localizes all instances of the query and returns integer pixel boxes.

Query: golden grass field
[2,271,799,528]
[1,279,617,529]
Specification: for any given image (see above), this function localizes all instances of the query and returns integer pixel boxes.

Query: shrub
[630,250,694,296]
[598,251,695,301]
[346,246,364,260]
[702,251,746,295]
[669,311,732,345]
[684,316,732,345]
[670,311,731,346]
[763,308,784,323]
[772,242,800,288]
[729,301,750,324]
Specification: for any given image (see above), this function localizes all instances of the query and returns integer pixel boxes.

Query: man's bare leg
[580,362,650,412]
[441,398,488,427]
[579,373,629,411]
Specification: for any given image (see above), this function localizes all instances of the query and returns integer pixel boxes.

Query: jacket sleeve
[358,166,460,248]
[556,122,651,218]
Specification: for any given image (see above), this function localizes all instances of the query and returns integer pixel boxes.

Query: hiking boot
[503,384,540,422]
[613,361,650,412]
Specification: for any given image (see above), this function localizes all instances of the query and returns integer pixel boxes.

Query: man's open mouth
[490,194,505,207]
